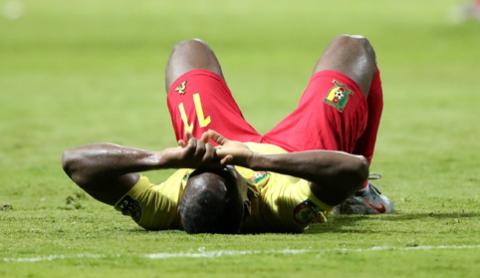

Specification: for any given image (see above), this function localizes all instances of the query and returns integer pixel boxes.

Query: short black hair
[179,169,244,234]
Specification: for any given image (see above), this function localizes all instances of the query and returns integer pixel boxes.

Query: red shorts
[262,70,368,153]
[167,70,261,142]
[167,69,373,156]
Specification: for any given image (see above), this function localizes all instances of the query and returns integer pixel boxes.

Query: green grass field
[1,0,480,277]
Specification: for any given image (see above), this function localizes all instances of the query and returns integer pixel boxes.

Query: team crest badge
[324,80,352,112]
[248,171,269,185]
[175,81,187,95]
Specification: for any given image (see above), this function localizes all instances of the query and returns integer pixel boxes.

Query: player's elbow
[336,155,368,193]
[350,155,369,188]
[61,149,90,186]
[62,149,73,175]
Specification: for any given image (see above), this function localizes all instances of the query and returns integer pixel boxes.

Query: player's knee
[333,34,375,61]
[322,34,377,94]
[166,38,223,91]
[354,155,370,187]
[334,34,368,42]
[172,38,212,57]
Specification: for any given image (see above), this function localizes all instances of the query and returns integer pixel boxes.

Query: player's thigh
[165,39,260,142]
[262,35,375,152]
[262,70,368,152]
[165,39,224,92]
[314,34,377,95]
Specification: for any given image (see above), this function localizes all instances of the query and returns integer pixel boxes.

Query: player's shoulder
[160,168,193,188]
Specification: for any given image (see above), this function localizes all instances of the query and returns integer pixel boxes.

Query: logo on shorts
[293,200,323,225]
[324,80,352,112]
[117,195,142,222]
[175,81,187,95]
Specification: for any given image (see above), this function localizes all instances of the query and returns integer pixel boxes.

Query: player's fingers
[177,139,186,147]
[184,137,197,156]
[215,148,229,158]
[200,132,210,144]
[202,143,216,162]
[184,131,193,142]
[206,130,227,145]
[201,130,219,145]
[220,155,233,166]
[194,140,206,158]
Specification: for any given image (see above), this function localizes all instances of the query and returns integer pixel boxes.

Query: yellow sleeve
[255,174,332,232]
[114,169,191,230]
[238,142,332,232]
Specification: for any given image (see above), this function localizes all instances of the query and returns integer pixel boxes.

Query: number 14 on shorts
[178,93,211,134]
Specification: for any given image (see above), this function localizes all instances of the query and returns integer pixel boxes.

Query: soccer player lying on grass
[62,131,367,233]
[62,34,393,233]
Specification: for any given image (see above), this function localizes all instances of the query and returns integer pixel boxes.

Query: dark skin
[63,34,376,208]
[62,132,368,207]
[314,34,377,96]
[200,130,368,206]
[62,134,219,205]
[165,38,224,92]
[165,35,377,97]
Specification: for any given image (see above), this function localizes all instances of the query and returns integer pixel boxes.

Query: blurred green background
[0,0,479,277]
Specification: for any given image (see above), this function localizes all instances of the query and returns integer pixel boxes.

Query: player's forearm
[248,150,369,187]
[62,143,169,183]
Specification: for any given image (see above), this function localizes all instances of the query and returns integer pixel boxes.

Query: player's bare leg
[313,35,393,214]
[164,39,261,142]
[313,34,377,96]
[165,38,224,91]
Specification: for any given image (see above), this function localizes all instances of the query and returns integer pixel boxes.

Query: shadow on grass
[125,211,480,235]
[375,211,480,221]
[306,215,369,234]
[305,211,480,234]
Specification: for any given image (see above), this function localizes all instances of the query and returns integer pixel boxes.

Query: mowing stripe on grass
[3,244,480,263]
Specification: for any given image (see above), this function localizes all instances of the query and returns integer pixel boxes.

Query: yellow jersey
[115,143,330,232]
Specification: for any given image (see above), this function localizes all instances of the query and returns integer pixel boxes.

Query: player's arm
[249,150,367,205]
[202,130,368,206]
[62,135,219,205]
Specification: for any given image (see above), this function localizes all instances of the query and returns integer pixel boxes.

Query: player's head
[179,166,246,234]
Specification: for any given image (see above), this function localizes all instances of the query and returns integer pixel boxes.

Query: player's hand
[161,132,221,169]
[200,130,254,167]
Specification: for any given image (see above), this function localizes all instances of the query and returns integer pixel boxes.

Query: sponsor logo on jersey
[293,200,323,225]
[324,80,352,112]
[117,195,142,222]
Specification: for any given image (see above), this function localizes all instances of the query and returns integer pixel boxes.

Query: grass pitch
[1,0,480,277]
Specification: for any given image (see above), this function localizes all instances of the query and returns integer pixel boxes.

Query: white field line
[2,244,480,263]
[2,253,108,263]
